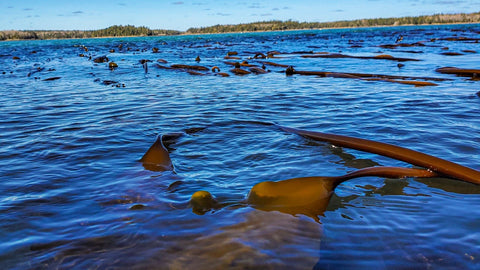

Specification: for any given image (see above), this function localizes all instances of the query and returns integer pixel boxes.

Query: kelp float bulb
[109,62,118,70]
[285,66,295,76]
[190,190,216,215]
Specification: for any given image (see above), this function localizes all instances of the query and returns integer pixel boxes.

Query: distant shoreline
[180,22,480,37]
[1,11,479,41]
[1,22,479,42]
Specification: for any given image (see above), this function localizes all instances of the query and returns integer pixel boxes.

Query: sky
[1,0,479,31]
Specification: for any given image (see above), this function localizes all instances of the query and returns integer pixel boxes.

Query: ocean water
[1,24,480,269]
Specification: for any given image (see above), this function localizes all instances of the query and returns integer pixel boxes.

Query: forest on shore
[0,25,181,41]
[1,11,479,41]
[186,12,480,34]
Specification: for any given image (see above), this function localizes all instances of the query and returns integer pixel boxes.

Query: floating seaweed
[249,67,268,74]
[42,77,61,81]
[285,66,447,86]
[440,52,464,56]
[378,42,427,49]
[230,68,251,75]
[93,56,109,63]
[301,53,420,62]
[109,62,118,69]
[436,67,480,79]
[261,61,290,68]
[170,64,209,71]
[135,123,480,216]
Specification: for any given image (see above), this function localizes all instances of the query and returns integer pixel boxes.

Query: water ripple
[1,25,480,269]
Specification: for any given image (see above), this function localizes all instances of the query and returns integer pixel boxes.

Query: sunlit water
[1,25,480,269]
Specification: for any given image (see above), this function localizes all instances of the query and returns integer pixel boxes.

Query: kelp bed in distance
[5,24,479,88]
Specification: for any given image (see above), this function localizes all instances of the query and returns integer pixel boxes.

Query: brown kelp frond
[279,126,480,184]
[140,135,174,172]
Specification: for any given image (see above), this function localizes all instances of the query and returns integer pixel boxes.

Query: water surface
[1,25,480,269]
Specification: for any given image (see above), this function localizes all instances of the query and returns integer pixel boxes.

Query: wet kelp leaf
[285,67,445,86]
[42,77,61,81]
[279,125,480,184]
[436,67,480,79]
[140,135,174,172]
[301,53,420,62]
[246,166,437,219]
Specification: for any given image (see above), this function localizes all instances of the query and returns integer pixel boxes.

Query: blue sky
[1,0,479,31]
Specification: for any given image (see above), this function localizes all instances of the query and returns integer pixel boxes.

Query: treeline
[1,12,480,41]
[89,25,180,37]
[186,12,480,34]
[0,25,181,41]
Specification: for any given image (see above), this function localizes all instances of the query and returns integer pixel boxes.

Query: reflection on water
[1,24,480,269]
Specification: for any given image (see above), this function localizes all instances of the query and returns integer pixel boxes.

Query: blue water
[1,25,480,269]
